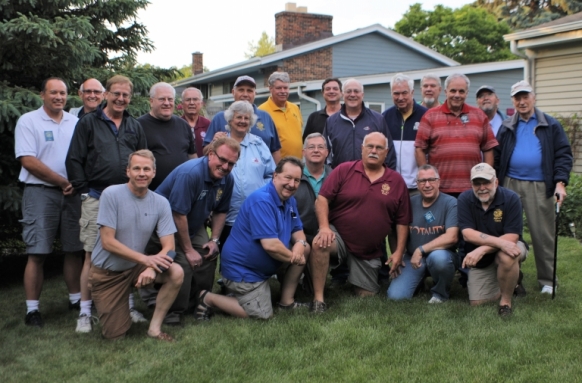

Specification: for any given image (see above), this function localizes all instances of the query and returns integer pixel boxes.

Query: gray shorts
[79,196,100,252]
[224,279,273,319]
[467,241,528,301]
[329,225,381,294]
[20,186,83,254]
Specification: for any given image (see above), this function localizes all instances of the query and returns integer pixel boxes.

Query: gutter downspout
[510,40,533,86]
[297,84,321,111]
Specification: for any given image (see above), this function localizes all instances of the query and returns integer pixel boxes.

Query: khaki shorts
[329,225,381,294]
[223,279,273,319]
[89,263,147,339]
[79,196,100,252]
[467,241,528,301]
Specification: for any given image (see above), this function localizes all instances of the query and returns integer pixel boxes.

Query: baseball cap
[510,81,533,96]
[471,163,496,181]
[234,75,256,88]
[476,85,496,97]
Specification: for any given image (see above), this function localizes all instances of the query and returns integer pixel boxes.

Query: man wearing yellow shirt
[259,72,303,159]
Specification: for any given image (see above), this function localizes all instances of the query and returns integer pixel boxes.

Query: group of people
[14,69,573,341]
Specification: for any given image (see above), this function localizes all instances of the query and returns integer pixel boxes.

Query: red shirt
[183,115,210,157]
[319,161,412,260]
[414,103,498,193]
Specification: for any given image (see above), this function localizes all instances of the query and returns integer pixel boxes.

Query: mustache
[368,154,379,159]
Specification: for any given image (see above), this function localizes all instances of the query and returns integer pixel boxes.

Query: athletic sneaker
[130,309,148,323]
[541,285,555,294]
[25,310,43,327]
[428,296,444,304]
[310,300,327,313]
[76,314,94,333]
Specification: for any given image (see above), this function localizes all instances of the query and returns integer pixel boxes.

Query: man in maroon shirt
[309,132,412,313]
[181,87,210,158]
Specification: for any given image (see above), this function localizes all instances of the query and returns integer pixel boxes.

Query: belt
[25,183,61,190]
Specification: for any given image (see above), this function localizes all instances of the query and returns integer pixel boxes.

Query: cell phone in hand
[159,250,177,273]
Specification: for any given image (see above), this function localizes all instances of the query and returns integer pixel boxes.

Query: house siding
[534,52,582,116]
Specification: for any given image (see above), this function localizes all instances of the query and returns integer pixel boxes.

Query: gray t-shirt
[92,184,176,271]
[407,192,457,256]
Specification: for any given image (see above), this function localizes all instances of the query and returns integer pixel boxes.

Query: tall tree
[394,4,515,64]
[475,0,582,29]
[0,0,177,227]
[245,31,276,59]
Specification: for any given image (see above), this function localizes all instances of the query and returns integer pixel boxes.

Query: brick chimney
[275,3,333,50]
[191,52,203,75]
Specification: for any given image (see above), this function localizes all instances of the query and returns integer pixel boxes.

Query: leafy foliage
[245,31,276,59]
[475,0,582,29]
[394,4,515,64]
[559,173,582,237]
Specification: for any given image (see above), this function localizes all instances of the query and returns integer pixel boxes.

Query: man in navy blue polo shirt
[458,163,528,317]
[156,137,240,323]
[196,157,310,319]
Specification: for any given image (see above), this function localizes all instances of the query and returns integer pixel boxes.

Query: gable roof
[174,24,459,87]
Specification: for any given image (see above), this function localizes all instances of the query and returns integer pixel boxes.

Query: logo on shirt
[44,131,54,142]
[381,183,391,195]
[494,209,503,223]
[256,122,264,131]
[424,211,435,223]
[201,131,206,138]
[413,122,419,130]
[216,188,223,202]
[460,115,470,124]
[363,126,370,131]
[197,190,208,200]
[290,207,297,219]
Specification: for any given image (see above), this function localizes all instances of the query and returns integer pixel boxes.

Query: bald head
[79,78,105,112]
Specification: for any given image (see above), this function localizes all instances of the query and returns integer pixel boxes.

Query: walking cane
[552,193,560,300]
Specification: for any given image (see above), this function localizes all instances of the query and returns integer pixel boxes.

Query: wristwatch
[297,240,307,247]
[211,238,221,245]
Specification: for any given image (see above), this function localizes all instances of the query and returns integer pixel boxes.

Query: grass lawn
[1,234,581,383]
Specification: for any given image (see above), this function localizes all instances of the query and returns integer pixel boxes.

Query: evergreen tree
[475,0,582,29]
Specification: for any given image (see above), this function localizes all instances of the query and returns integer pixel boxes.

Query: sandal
[195,290,212,321]
[147,331,175,342]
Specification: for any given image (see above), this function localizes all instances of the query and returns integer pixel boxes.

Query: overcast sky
[137,1,476,71]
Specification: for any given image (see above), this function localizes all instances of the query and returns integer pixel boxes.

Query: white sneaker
[130,309,147,323]
[76,314,94,333]
[428,296,444,304]
[541,285,555,294]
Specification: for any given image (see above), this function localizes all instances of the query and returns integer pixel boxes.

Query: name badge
[44,131,54,141]
[424,211,435,223]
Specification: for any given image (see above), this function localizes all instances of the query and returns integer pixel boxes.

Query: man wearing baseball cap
[475,85,504,136]
[494,80,572,295]
[457,163,528,317]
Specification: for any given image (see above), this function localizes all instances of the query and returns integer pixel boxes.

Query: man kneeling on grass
[197,157,310,319]
[89,150,183,341]
[457,163,528,317]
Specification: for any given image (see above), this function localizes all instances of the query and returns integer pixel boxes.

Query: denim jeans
[387,249,460,301]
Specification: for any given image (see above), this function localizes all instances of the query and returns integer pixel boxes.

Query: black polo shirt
[303,108,329,141]
[457,186,524,268]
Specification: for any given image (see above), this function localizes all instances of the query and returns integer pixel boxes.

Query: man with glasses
[69,78,105,118]
[155,137,240,322]
[387,165,459,303]
[475,85,504,137]
[66,75,147,333]
[181,87,209,158]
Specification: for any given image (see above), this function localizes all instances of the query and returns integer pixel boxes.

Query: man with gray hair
[69,78,105,118]
[181,87,209,157]
[415,73,498,197]
[383,73,428,192]
[205,75,281,163]
[476,85,504,136]
[138,82,196,191]
[259,71,303,158]
[419,74,442,109]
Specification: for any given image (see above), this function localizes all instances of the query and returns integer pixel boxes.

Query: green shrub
[559,173,582,237]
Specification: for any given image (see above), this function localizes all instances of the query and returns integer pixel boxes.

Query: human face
[181,89,202,117]
[41,79,67,115]
[445,77,468,113]
[322,81,341,104]
[104,82,132,116]
[342,81,364,109]
[476,91,499,114]
[78,79,104,112]
[208,145,239,180]
[126,155,156,192]
[512,92,536,120]
[149,87,175,121]
[392,82,414,113]
[471,177,498,205]
[417,169,440,202]
[421,78,441,105]
[361,133,388,167]
[232,83,256,103]
[269,80,289,107]
[302,137,328,166]
[229,112,251,137]
[273,162,302,202]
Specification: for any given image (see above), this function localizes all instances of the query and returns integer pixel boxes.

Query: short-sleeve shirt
[407,192,457,255]
[91,184,176,271]
[414,103,498,193]
[319,160,412,260]
[138,114,196,190]
[204,105,281,154]
[182,114,210,158]
[259,97,303,158]
[221,182,303,283]
[15,107,78,184]
[457,186,524,268]
[155,157,233,236]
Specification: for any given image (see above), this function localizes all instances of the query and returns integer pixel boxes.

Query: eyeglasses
[109,91,131,99]
[82,90,103,95]
[472,179,492,187]
[417,178,439,184]
[155,97,175,103]
[306,145,326,151]
[213,152,237,168]
[183,98,201,103]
